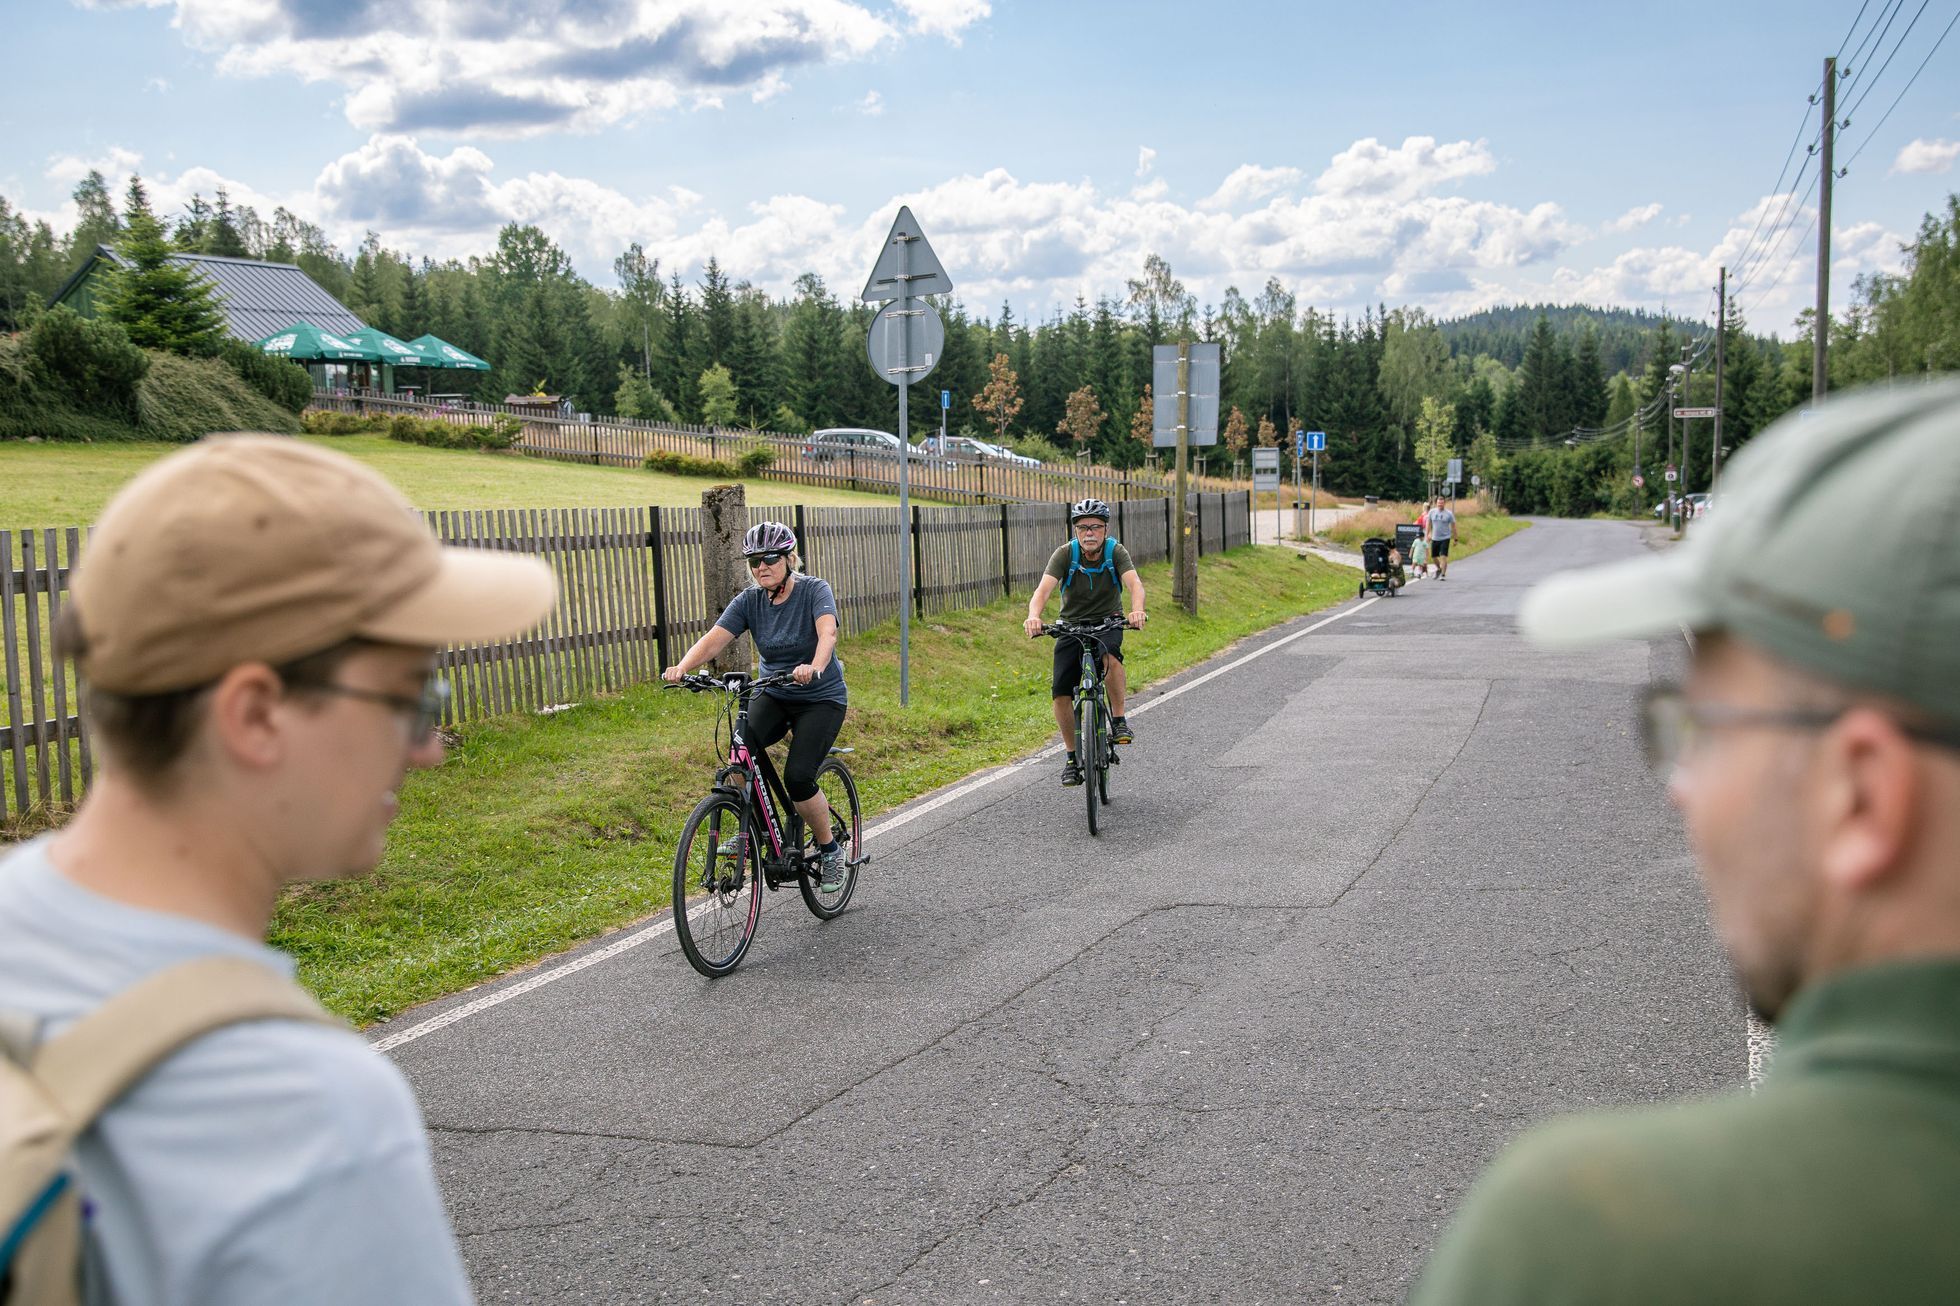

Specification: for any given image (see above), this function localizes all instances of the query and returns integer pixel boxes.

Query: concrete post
[701,483,748,674]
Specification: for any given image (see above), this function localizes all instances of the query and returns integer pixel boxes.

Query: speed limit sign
[1632,473,1645,489]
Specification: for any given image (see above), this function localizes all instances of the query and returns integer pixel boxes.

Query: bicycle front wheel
[1078,694,1100,836]
[798,756,862,920]
[673,792,762,977]
[1097,704,1111,806]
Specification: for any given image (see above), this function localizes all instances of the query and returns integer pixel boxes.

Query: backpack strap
[33,956,343,1123]
[5,958,340,1306]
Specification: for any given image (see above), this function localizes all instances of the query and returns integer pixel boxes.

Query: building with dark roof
[51,247,367,342]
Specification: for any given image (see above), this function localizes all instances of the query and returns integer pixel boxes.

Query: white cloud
[146,76,171,93]
[894,0,989,40]
[1314,136,1494,200]
[1136,146,1156,178]
[1605,202,1662,234]
[1198,164,1303,212]
[45,146,144,189]
[129,0,980,137]
[313,135,498,231]
[858,89,884,116]
[1892,138,1960,175]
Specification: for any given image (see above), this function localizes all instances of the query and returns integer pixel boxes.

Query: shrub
[134,352,304,441]
[734,440,775,477]
[218,338,312,413]
[379,412,513,452]
[484,414,521,449]
[301,410,384,435]
[1004,433,1069,464]
[0,334,144,440]
[644,449,737,477]
[24,307,148,418]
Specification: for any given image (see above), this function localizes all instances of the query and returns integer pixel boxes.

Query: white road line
[1678,619,1773,1088]
[372,594,1383,1053]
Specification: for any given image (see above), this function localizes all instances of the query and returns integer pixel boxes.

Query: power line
[1843,0,1931,126]
[1837,0,1876,58]
[1842,7,1960,171]
[1732,159,1820,299]
[1729,89,1820,282]
[1844,0,1908,83]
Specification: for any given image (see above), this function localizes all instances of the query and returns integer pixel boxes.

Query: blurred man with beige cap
[1412,378,1960,1304]
[0,436,552,1304]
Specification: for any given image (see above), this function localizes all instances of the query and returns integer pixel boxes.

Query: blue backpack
[1062,537,1120,590]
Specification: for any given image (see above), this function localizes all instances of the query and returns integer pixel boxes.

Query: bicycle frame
[718,690,811,886]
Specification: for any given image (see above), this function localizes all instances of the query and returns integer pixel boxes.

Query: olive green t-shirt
[1411,958,1960,1306]
[1044,541,1135,623]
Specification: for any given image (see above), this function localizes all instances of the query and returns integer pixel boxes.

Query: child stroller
[1359,537,1406,598]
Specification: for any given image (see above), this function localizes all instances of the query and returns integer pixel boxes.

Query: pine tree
[1571,325,1609,428]
[203,187,249,258]
[66,171,121,270]
[698,257,735,367]
[98,206,227,355]
[697,363,739,427]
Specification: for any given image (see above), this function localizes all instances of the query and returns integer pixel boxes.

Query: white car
[804,428,924,462]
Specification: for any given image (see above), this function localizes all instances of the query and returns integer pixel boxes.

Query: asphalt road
[378,516,1742,1304]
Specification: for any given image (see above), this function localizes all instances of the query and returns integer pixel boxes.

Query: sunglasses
[747,552,788,568]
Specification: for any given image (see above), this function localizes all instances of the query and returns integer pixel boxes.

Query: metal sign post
[1292,426,1303,539]
[940,388,949,452]
[861,206,951,707]
[1304,430,1326,536]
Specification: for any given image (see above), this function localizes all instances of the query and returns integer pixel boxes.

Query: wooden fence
[2,492,1250,826]
[309,391,1248,506]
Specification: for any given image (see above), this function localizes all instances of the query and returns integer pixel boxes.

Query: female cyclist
[662,521,849,887]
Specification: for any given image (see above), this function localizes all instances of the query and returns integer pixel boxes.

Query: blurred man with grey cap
[0,436,553,1304]
[1411,378,1960,1304]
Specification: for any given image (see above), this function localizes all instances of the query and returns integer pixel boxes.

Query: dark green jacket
[1411,958,1960,1304]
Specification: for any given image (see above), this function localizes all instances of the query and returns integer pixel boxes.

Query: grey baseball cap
[1519,376,1960,722]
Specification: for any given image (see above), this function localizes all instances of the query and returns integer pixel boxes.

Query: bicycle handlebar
[666,670,799,694]
[1038,615,1131,639]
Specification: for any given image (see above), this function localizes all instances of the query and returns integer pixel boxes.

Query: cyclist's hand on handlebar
[1023,615,1044,638]
[1127,609,1146,630]
[792,663,816,685]
[661,664,685,683]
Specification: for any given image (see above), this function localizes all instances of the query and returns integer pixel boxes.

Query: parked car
[803,428,924,462]
[975,439,1041,468]
[924,435,1041,468]
[1651,492,1708,519]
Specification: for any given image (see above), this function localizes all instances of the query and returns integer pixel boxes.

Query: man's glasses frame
[1639,684,1960,776]
[303,677,451,744]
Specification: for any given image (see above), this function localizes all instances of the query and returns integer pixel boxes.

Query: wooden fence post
[792,503,808,566]
[648,506,671,672]
[911,505,925,616]
[702,484,747,674]
[1000,504,1012,596]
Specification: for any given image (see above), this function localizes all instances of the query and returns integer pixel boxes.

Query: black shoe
[1111,716,1134,745]
[1060,759,1084,786]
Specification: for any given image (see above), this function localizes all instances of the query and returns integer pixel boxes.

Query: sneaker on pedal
[816,842,845,890]
[1111,716,1134,745]
[717,834,747,858]
[1060,758,1084,786]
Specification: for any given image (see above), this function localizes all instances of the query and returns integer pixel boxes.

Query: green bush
[643,449,737,477]
[484,414,521,449]
[218,338,312,414]
[134,353,304,441]
[734,440,775,477]
[301,410,384,435]
[25,307,149,419]
[0,335,144,440]
[1004,433,1069,464]
[381,412,513,452]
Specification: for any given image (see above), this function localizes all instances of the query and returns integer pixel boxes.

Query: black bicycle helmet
[1068,497,1111,524]
[742,520,797,556]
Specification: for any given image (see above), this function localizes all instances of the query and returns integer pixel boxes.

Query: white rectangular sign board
[1151,343,1221,447]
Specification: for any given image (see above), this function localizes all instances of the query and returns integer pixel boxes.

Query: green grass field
[0,436,903,524]
[266,544,1359,1023]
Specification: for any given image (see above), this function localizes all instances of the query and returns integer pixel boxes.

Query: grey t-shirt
[1428,507,1457,540]
[715,574,848,705]
[0,841,473,1306]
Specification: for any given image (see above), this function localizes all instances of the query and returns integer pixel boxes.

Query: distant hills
[1438,303,1724,376]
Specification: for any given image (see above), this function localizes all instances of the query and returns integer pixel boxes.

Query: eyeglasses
[1639,685,1960,777]
[1074,521,1107,531]
[747,552,787,568]
[307,677,451,744]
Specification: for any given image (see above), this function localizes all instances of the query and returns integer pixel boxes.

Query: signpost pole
[1311,447,1319,538]
[1292,429,1302,541]
[1173,340,1192,612]
[897,232,912,707]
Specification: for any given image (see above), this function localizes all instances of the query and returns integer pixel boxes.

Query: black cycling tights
[743,694,847,802]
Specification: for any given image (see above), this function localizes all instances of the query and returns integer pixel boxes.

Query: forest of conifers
[2,172,1954,511]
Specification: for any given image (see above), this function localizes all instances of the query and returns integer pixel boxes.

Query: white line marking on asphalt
[1677,619,1773,1088]
[374,593,1383,1054]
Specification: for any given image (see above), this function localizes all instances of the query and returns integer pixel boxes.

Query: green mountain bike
[1040,615,1128,836]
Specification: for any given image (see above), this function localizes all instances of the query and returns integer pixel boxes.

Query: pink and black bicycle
[667,671,864,976]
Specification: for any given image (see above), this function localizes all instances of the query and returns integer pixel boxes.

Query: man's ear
[1815,708,1921,894]
[204,663,289,771]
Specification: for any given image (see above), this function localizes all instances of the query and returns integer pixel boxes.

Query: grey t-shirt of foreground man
[0,435,555,1305]
[1412,377,1960,1306]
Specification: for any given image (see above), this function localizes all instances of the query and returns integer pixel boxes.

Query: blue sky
[6,1,1957,333]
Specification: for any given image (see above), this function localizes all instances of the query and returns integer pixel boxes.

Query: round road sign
[867,301,944,387]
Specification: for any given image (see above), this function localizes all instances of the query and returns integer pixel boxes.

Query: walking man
[1412,379,1960,1304]
[1426,495,1457,580]
[0,436,554,1304]
[1023,498,1146,786]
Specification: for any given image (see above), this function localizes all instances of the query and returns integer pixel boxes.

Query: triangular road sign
[861,205,953,303]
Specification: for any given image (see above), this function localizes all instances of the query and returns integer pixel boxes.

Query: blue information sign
[941,389,951,410]
[1306,430,1327,452]
[1294,429,1305,458]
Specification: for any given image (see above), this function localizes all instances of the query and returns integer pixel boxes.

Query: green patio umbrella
[254,321,382,362]
[342,326,439,367]
[407,334,492,372]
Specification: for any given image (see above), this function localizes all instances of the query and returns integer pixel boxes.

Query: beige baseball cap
[69,434,556,694]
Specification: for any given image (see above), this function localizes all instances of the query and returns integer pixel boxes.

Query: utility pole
[1814,55,1837,404]
[1713,266,1726,488]
[1681,344,1692,499]
[1171,339,1193,612]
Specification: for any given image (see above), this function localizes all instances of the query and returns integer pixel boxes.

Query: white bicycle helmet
[742,520,797,556]
[1068,497,1111,524]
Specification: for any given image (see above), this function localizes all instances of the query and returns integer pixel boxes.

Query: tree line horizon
[2,172,1953,509]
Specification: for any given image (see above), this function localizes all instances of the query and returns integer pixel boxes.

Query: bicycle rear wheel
[798,756,862,919]
[1078,694,1100,836]
[673,792,762,977]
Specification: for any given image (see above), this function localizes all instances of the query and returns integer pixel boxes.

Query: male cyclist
[1022,498,1146,786]
[662,521,849,889]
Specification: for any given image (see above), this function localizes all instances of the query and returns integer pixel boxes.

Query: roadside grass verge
[0,435,903,523]
[268,544,1358,1023]
[1319,498,1529,559]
